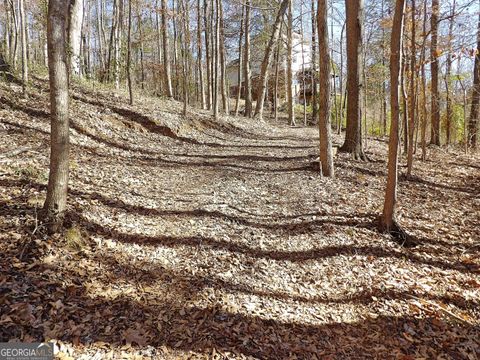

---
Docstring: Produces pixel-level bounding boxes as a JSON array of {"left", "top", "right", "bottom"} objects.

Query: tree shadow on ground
[
  {"left": 1, "top": 177, "right": 478, "bottom": 275},
  {"left": 1, "top": 238, "right": 478, "bottom": 358},
  {"left": 401, "top": 174, "right": 478, "bottom": 195}
]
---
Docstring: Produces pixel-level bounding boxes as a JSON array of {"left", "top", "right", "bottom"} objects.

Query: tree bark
[
  {"left": 311, "top": 0, "right": 318, "bottom": 125},
  {"left": 19, "top": 0, "right": 27, "bottom": 95},
  {"left": 339, "top": 0, "right": 366, "bottom": 160},
  {"left": 43, "top": 0, "right": 71, "bottom": 233},
  {"left": 204, "top": 0, "right": 212, "bottom": 109},
  {"left": 161, "top": 0, "right": 173, "bottom": 97},
  {"left": 380, "top": 0, "right": 406, "bottom": 233},
  {"left": 243, "top": 1, "right": 253, "bottom": 117},
  {"left": 219, "top": 0, "right": 228, "bottom": 114},
  {"left": 430, "top": 0, "right": 440, "bottom": 145},
  {"left": 69, "top": 0, "right": 84, "bottom": 77},
  {"left": 197, "top": 0, "right": 206, "bottom": 109},
  {"left": 317, "top": 0, "right": 334, "bottom": 177},
  {"left": 287, "top": 0, "right": 295, "bottom": 125},
  {"left": 235, "top": 7, "right": 244, "bottom": 116},
  {"left": 406, "top": 0, "right": 416, "bottom": 177},
  {"left": 126, "top": 0, "right": 133, "bottom": 105},
  {"left": 444, "top": 0, "right": 456, "bottom": 145}
]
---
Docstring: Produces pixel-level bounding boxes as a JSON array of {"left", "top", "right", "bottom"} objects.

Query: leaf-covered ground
[{"left": 1, "top": 78, "right": 479, "bottom": 359}]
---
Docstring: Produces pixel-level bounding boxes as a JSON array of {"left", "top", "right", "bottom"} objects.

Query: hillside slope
[{"left": 1, "top": 78, "right": 479, "bottom": 359}]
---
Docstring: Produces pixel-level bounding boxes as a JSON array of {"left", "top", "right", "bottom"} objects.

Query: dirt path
[{"left": 1, "top": 80, "right": 479, "bottom": 359}]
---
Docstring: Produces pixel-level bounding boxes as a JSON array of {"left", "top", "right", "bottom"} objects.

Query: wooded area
[{"left": 0, "top": 0, "right": 479, "bottom": 358}]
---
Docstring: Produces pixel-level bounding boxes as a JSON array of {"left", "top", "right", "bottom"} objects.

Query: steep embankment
[{"left": 1, "top": 78, "right": 479, "bottom": 359}]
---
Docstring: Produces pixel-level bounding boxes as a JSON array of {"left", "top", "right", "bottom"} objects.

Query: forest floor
[{"left": 0, "top": 77, "right": 479, "bottom": 359}]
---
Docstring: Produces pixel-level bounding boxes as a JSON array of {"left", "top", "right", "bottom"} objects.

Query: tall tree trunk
[
  {"left": 4, "top": 0, "right": 11, "bottom": 62},
  {"left": 430, "top": 0, "right": 440, "bottom": 145},
  {"left": 138, "top": 5, "right": 145, "bottom": 90},
  {"left": 219, "top": 0, "right": 228, "bottom": 114},
  {"left": 155, "top": 0, "right": 163, "bottom": 94},
  {"left": 380, "top": 0, "right": 406, "bottom": 234},
  {"left": 338, "top": 22, "right": 345, "bottom": 134},
  {"left": 95, "top": 0, "right": 105, "bottom": 75},
  {"left": 181, "top": 0, "right": 191, "bottom": 115},
  {"left": 469, "top": 10, "right": 480, "bottom": 149},
  {"left": 381, "top": 0, "right": 387, "bottom": 136},
  {"left": 243, "top": 1, "right": 253, "bottom": 117},
  {"left": 300, "top": 5, "right": 307, "bottom": 126},
  {"left": 69, "top": 0, "right": 84, "bottom": 77},
  {"left": 126, "top": 0, "right": 133, "bottom": 105},
  {"left": 273, "top": 21, "right": 283, "bottom": 122},
  {"left": 204, "top": 0, "right": 211, "bottom": 109},
  {"left": 213, "top": 0, "right": 219, "bottom": 119},
  {"left": 19, "top": 0, "right": 27, "bottom": 95},
  {"left": 311, "top": 0, "right": 318, "bottom": 125},
  {"left": 197, "top": 0, "right": 206, "bottom": 109},
  {"left": 43, "top": 0, "right": 71, "bottom": 233},
  {"left": 444, "top": 0, "right": 456, "bottom": 145},
  {"left": 317, "top": 0, "right": 334, "bottom": 177},
  {"left": 339, "top": 0, "right": 366, "bottom": 160},
  {"left": 406, "top": 0, "right": 416, "bottom": 177},
  {"left": 235, "top": 7, "right": 244, "bottom": 116},
  {"left": 420, "top": 0, "right": 427, "bottom": 160},
  {"left": 161, "top": 0, "right": 173, "bottom": 97},
  {"left": 287, "top": 0, "right": 295, "bottom": 125}
]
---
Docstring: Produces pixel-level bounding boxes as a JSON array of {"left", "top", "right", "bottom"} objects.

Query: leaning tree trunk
[
  {"left": 380, "top": 0, "right": 406, "bottom": 234},
  {"left": 317, "top": 0, "right": 334, "bottom": 177},
  {"left": 430, "top": 0, "right": 440, "bottom": 145},
  {"left": 339, "top": 0, "right": 366, "bottom": 160},
  {"left": 43, "top": 0, "right": 71, "bottom": 233},
  {"left": 254, "top": 0, "right": 289, "bottom": 121}
]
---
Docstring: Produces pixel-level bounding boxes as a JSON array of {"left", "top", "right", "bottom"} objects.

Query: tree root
[{"left": 378, "top": 216, "right": 418, "bottom": 248}]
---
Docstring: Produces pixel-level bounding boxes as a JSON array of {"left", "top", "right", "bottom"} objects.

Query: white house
[{"left": 226, "top": 32, "right": 313, "bottom": 103}]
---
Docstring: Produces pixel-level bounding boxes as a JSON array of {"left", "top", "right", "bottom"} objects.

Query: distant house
[{"left": 226, "top": 32, "right": 314, "bottom": 105}]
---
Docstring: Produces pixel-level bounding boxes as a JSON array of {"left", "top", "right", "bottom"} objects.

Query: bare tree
[
  {"left": 254, "top": 0, "right": 289, "bottom": 121},
  {"left": 380, "top": 0, "right": 407, "bottom": 236},
  {"left": 43, "top": 0, "right": 71, "bottom": 233},
  {"left": 126, "top": 0, "right": 133, "bottom": 105},
  {"left": 340, "top": 0, "right": 366, "bottom": 160},
  {"left": 406, "top": 0, "right": 416, "bottom": 177},
  {"left": 69, "top": 0, "right": 84, "bottom": 77},
  {"left": 19, "top": 0, "right": 27, "bottom": 95},
  {"left": 243, "top": 1, "right": 253, "bottom": 118},
  {"left": 287, "top": 0, "right": 295, "bottom": 125},
  {"left": 161, "top": 0, "right": 173, "bottom": 97},
  {"left": 430, "top": 0, "right": 440, "bottom": 145},
  {"left": 235, "top": 6, "right": 244, "bottom": 116},
  {"left": 317, "top": 0, "right": 334, "bottom": 177}
]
